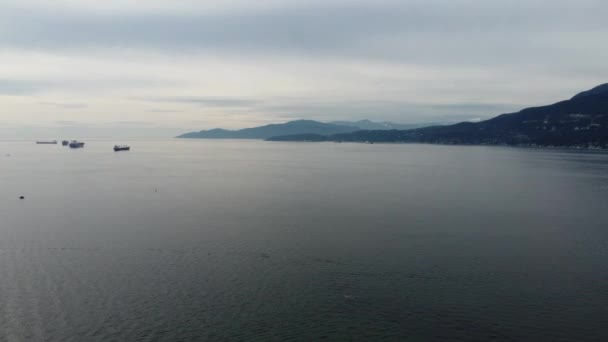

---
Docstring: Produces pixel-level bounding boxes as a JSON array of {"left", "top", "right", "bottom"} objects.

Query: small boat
[
  {"left": 36, "top": 140, "right": 57, "bottom": 144},
  {"left": 114, "top": 145, "right": 130, "bottom": 152},
  {"left": 69, "top": 141, "right": 85, "bottom": 148},
  {"left": 62, "top": 140, "right": 69, "bottom": 146}
]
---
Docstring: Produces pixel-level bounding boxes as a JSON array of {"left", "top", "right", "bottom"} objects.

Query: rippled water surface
[{"left": 1, "top": 140, "right": 608, "bottom": 341}]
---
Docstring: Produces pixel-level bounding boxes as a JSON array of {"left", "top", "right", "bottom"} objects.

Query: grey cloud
[
  {"left": 54, "top": 120, "right": 159, "bottom": 127},
  {"left": 146, "top": 109, "right": 185, "bottom": 113},
  {"left": 53, "top": 120, "right": 80, "bottom": 126},
  {"left": 0, "top": 79, "right": 46, "bottom": 95},
  {"left": 2, "top": 1, "right": 607, "bottom": 68},
  {"left": 1, "top": 78, "right": 176, "bottom": 96},
  {"left": 40, "top": 101, "right": 88, "bottom": 109},
  {"left": 108, "top": 120, "right": 156, "bottom": 126},
  {"left": 140, "top": 96, "right": 260, "bottom": 108}
]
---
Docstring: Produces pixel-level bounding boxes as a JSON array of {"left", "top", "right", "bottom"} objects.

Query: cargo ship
[
  {"left": 36, "top": 140, "right": 58, "bottom": 144},
  {"left": 69, "top": 141, "right": 85, "bottom": 148},
  {"left": 114, "top": 145, "right": 130, "bottom": 151}
]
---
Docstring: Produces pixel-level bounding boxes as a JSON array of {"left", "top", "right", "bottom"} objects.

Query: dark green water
[{"left": 1, "top": 140, "right": 607, "bottom": 341}]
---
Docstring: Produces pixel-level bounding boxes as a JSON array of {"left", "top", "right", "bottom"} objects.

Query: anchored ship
[
  {"left": 114, "top": 145, "right": 130, "bottom": 151},
  {"left": 69, "top": 141, "right": 85, "bottom": 148}
]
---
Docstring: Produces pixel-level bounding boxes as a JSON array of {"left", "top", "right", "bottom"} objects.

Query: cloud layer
[{"left": 1, "top": 0, "right": 607, "bottom": 137}]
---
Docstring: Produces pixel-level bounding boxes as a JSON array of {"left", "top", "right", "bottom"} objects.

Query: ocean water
[{"left": 1, "top": 139, "right": 607, "bottom": 341}]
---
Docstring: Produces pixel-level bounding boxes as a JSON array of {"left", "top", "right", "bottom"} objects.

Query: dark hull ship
[
  {"left": 69, "top": 141, "right": 85, "bottom": 148},
  {"left": 114, "top": 145, "right": 130, "bottom": 151}
]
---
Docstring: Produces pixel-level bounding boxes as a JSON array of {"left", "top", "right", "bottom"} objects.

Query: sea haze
[{"left": 1, "top": 140, "right": 608, "bottom": 341}]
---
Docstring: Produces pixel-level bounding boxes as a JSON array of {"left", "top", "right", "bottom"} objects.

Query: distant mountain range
[
  {"left": 267, "top": 84, "right": 608, "bottom": 149},
  {"left": 329, "top": 120, "right": 441, "bottom": 131},
  {"left": 176, "top": 120, "right": 440, "bottom": 139}
]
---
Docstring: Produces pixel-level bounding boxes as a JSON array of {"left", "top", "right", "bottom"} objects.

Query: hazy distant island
[
  {"left": 267, "top": 84, "right": 608, "bottom": 149},
  {"left": 176, "top": 120, "right": 441, "bottom": 140}
]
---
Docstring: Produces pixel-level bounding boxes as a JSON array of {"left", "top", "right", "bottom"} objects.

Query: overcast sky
[{"left": 1, "top": 0, "right": 607, "bottom": 138}]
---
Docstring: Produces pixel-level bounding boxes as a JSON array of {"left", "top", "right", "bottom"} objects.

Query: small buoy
[{"left": 19, "top": 196, "right": 25, "bottom": 200}]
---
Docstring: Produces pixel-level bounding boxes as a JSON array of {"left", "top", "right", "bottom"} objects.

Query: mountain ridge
[
  {"left": 571, "top": 83, "right": 608, "bottom": 100},
  {"left": 176, "top": 119, "right": 438, "bottom": 139},
  {"left": 267, "top": 84, "right": 608, "bottom": 149},
  {"left": 328, "top": 120, "right": 441, "bottom": 130}
]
